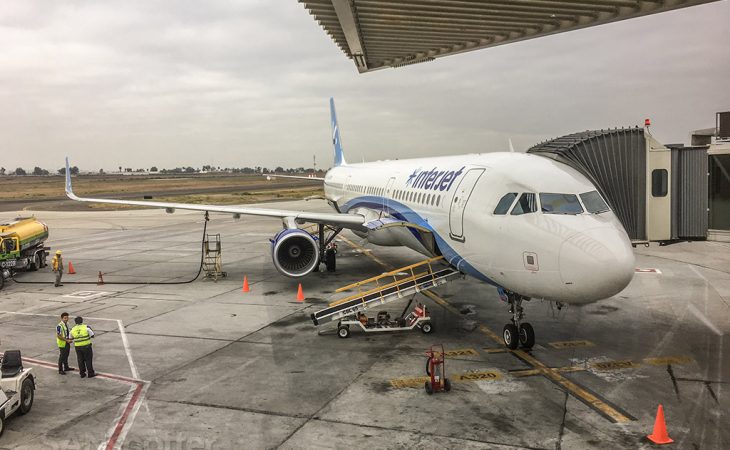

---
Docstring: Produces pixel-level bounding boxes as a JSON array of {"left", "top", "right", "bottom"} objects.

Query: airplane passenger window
[
  {"left": 511, "top": 193, "right": 537, "bottom": 215},
  {"left": 539, "top": 193, "right": 583, "bottom": 215},
  {"left": 494, "top": 193, "right": 518, "bottom": 215},
  {"left": 436, "top": 195, "right": 440, "bottom": 207},
  {"left": 580, "top": 191, "right": 610, "bottom": 214},
  {"left": 426, "top": 194, "right": 431, "bottom": 205}
]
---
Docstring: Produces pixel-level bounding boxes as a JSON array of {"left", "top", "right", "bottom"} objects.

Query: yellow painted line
[
  {"left": 389, "top": 376, "right": 429, "bottom": 389},
  {"left": 511, "top": 368, "right": 543, "bottom": 377},
  {"left": 455, "top": 370, "right": 503, "bottom": 382},
  {"left": 549, "top": 340, "right": 595, "bottom": 349},
  {"left": 390, "top": 370, "right": 503, "bottom": 389},
  {"left": 341, "top": 238, "right": 633, "bottom": 423},
  {"left": 484, "top": 348, "right": 509, "bottom": 354},
  {"left": 444, "top": 348, "right": 479, "bottom": 357},
  {"left": 338, "top": 235, "right": 394, "bottom": 270},
  {"left": 590, "top": 360, "right": 640, "bottom": 371},
  {"left": 643, "top": 355, "right": 693, "bottom": 366}
]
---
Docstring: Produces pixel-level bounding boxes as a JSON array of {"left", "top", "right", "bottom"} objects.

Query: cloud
[{"left": 0, "top": 1, "right": 728, "bottom": 171}]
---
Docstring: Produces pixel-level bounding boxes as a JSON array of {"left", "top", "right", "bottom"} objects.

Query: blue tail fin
[{"left": 330, "top": 97, "right": 346, "bottom": 166}]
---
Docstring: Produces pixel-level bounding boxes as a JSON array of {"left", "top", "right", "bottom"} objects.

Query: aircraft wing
[
  {"left": 265, "top": 174, "right": 325, "bottom": 181},
  {"left": 64, "top": 158, "right": 364, "bottom": 229}
]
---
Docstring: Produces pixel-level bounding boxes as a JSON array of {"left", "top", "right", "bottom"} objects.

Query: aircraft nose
[{"left": 559, "top": 227, "right": 635, "bottom": 303}]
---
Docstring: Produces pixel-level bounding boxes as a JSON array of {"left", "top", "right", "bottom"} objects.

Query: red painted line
[
  {"left": 105, "top": 382, "right": 144, "bottom": 450},
  {"left": 23, "top": 356, "right": 148, "bottom": 449},
  {"left": 23, "top": 357, "right": 144, "bottom": 384}
]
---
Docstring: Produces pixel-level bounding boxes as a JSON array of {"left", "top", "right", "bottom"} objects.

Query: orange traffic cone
[
  {"left": 296, "top": 283, "right": 305, "bottom": 302},
  {"left": 647, "top": 404, "right": 673, "bottom": 445},
  {"left": 67, "top": 262, "right": 76, "bottom": 274},
  {"left": 242, "top": 276, "right": 250, "bottom": 293}
]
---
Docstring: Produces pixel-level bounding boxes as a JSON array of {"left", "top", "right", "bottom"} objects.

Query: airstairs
[{"left": 310, "top": 256, "right": 461, "bottom": 326}]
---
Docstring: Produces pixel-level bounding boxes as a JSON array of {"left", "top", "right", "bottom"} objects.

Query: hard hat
[{"left": 55, "top": 250, "right": 62, "bottom": 255}]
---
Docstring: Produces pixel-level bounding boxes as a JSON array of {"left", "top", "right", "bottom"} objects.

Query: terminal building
[{"left": 300, "top": 0, "right": 728, "bottom": 242}]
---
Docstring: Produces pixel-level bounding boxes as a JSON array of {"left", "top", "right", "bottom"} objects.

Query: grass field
[{"left": 1, "top": 173, "right": 324, "bottom": 209}]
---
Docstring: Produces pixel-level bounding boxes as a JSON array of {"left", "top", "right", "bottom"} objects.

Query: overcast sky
[{"left": 1, "top": 1, "right": 728, "bottom": 172}]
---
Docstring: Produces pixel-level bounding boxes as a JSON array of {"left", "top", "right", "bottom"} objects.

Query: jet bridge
[{"left": 528, "top": 127, "right": 707, "bottom": 243}]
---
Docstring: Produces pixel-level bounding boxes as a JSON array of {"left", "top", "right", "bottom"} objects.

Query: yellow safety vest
[
  {"left": 57, "top": 321, "right": 69, "bottom": 348},
  {"left": 71, "top": 324, "right": 92, "bottom": 347}
]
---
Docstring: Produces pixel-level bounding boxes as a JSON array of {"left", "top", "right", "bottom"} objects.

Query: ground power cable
[{"left": 11, "top": 212, "right": 209, "bottom": 286}]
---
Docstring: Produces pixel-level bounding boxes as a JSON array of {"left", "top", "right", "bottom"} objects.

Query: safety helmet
[{"left": 55, "top": 250, "right": 62, "bottom": 255}]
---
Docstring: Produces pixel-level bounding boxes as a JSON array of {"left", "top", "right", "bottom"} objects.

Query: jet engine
[{"left": 271, "top": 229, "right": 320, "bottom": 278}]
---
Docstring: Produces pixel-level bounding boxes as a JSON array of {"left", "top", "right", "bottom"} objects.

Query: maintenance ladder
[
  {"left": 310, "top": 256, "right": 460, "bottom": 326},
  {"left": 202, "top": 234, "right": 227, "bottom": 281}
]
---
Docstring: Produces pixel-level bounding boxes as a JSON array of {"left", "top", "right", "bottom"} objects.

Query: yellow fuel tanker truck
[{"left": 0, "top": 217, "right": 50, "bottom": 290}]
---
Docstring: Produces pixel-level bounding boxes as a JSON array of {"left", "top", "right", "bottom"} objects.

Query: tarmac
[{"left": 0, "top": 199, "right": 727, "bottom": 449}]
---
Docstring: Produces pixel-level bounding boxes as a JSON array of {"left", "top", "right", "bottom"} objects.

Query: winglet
[
  {"left": 508, "top": 138, "right": 516, "bottom": 153},
  {"left": 330, "top": 97, "right": 346, "bottom": 166},
  {"left": 64, "top": 157, "right": 78, "bottom": 200}
]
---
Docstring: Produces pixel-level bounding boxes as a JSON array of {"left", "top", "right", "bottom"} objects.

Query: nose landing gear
[{"left": 502, "top": 292, "right": 534, "bottom": 350}]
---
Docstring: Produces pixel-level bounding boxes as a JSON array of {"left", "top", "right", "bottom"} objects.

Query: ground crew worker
[
  {"left": 56, "top": 312, "right": 76, "bottom": 375},
  {"left": 71, "top": 316, "right": 96, "bottom": 378},
  {"left": 51, "top": 250, "right": 64, "bottom": 287}
]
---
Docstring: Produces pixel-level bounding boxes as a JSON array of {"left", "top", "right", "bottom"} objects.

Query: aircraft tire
[
  {"left": 519, "top": 323, "right": 535, "bottom": 349},
  {"left": 503, "top": 324, "right": 519, "bottom": 350},
  {"left": 424, "top": 381, "right": 433, "bottom": 395},
  {"left": 421, "top": 322, "right": 433, "bottom": 334},
  {"left": 444, "top": 378, "right": 451, "bottom": 392},
  {"left": 325, "top": 249, "right": 336, "bottom": 272}
]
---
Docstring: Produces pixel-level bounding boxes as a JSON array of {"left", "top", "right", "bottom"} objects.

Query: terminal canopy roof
[{"left": 300, "top": 0, "right": 718, "bottom": 73}]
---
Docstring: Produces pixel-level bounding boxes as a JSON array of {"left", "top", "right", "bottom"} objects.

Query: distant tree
[
  {"left": 70, "top": 166, "right": 79, "bottom": 175},
  {"left": 118, "top": 166, "right": 122, "bottom": 173},
  {"left": 33, "top": 166, "right": 49, "bottom": 176},
  {"left": 99, "top": 169, "right": 105, "bottom": 174},
  {"left": 58, "top": 167, "right": 66, "bottom": 175},
  {"left": 275, "top": 166, "right": 284, "bottom": 173},
  {"left": 0, "top": 167, "right": 5, "bottom": 175},
  {"left": 150, "top": 166, "right": 158, "bottom": 172},
  {"left": 184, "top": 167, "right": 196, "bottom": 173},
  {"left": 14, "top": 167, "right": 27, "bottom": 176},
  {"left": 125, "top": 168, "right": 132, "bottom": 173}
]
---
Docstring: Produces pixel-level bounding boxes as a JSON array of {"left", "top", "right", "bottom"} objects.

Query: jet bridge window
[
  {"left": 493, "top": 193, "right": 518, "bottom": 215},
  {"left": 511, "top": 193, "right": 537, "bottom": 215},
  {"left": 539, "top": 193, "right": 583, "bottom": 215},
  {"left": 652, "top": 169, "right": 668, "bottom": 197},
  {"left": 580, "top": 191, "right": 610, "bottom": 214}
]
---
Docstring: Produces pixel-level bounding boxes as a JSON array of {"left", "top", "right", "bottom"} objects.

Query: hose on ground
[{"left": 10, "top": 212, "right": 209, "bottom": 286}]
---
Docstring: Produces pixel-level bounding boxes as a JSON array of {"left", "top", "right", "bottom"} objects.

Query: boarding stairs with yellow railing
[{"left": 310, "top": 256, "right": 461, "bottom": 326}]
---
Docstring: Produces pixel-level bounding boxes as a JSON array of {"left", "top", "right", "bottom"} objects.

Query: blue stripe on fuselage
[{"left": 340, "top": 196, "right": 497, "bottom": 286}]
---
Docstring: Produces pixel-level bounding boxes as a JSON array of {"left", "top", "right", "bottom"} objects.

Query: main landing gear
[{"left": 502, "top": 292, "right": 535, "bottom": 350}]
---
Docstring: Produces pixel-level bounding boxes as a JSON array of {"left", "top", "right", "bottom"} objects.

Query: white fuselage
[{"left": 323, "top": 152, "right": 635, "bottom": 304}]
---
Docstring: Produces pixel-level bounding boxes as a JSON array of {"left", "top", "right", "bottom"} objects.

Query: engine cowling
[{"left": 271, "top": 229, "right": 320, "bottom": 278}]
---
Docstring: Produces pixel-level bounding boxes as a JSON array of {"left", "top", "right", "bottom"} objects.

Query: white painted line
[
  {"left": 117, "top": 319, "right": 139, "bottom": 380},
  {"left": 635, "top": 268, "right": 662, "bottom": 274},
  {"left": 63, "top": 291, "right": 111, "bottom": 299},
  {"left": 687, "top": 304, "right": 723, "bottom": 336}
]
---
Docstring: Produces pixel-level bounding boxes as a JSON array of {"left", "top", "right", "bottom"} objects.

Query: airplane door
[
  {"left": 384, "top": 177, "right": 396, "bottom": 211},
  {"left": 449, "top": 169, "right": 485, "bottom": 241}
]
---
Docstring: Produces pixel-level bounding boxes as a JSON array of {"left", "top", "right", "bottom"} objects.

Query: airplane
[{"left": 64, "top": 98, "right": 635, "bottom": 349}]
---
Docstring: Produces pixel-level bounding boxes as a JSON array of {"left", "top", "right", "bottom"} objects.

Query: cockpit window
[
  {"left": 540, "top": 193, "right": 583, "bottom": 215},
  {"left": 580, "top": 191, "right": 610, "bottom": 214},
  {"left": 493, "top": 193, "right": 517, "bottom": 215},
  {"left": 511, "top": 193, "right": 537, "bottom": 215}
]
